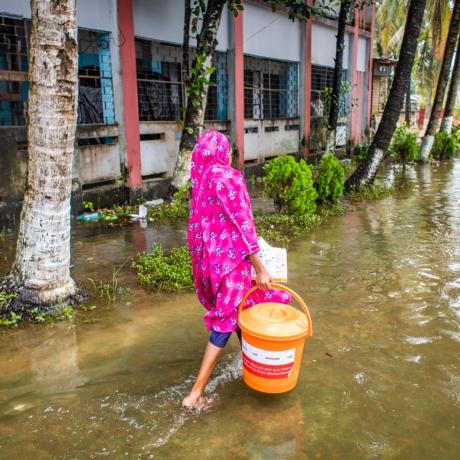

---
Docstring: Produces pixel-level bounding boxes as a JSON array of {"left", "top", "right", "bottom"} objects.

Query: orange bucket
[{"left": 238, "top": 283, "right": 313, "bottom": 394}]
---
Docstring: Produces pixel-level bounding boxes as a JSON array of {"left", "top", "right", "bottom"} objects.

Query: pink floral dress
[{"left": 188, "top": 130, "right": 290, "bottom": 333}]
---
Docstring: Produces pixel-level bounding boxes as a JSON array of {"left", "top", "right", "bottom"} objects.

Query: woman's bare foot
[{"left": 182, "top": 341, "right": 223, "bottom": 409}]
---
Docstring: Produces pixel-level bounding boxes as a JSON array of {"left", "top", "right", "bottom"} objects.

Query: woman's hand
[
  {"left": 255, "top": 270, "right": 273, "bottom": 290},
  {"left": 248, "top": 253, "right": 273, "bottom": 289}
]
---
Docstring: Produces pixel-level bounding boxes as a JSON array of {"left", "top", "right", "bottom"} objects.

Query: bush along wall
[
  {"left": 263, "top": 155, "right": 317, "bottom": 215},
  {"left": 314, "top": 154, "right": 345, "bottom": 204}
]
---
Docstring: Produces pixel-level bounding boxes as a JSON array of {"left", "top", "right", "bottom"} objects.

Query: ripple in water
[{"left": 101, "top": 353, "right": 242, "bottom": 449}]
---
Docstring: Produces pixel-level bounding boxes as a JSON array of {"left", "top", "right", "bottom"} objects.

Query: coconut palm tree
[
  {"left": 345, "top": 0, "right": 427, "bottom": 189},
  {"left": 420, "top": 0, "right": 460, "bottom": 161},
  {"left": 440, "top": 35, "right": 460, "bottom": 133},
  {"left": 376, "top": 0, "right": 450, "bottom": 128},
  {"left": 0, "top": 0, "right": 79, "bottom": 308}
]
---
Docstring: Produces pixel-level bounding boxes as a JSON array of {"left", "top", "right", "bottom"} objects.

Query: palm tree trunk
[
  {"left": 423, "top": 87, "right": 432, "bottom": 130},
  {"left": 171, "top": 0, "right": 226, "bottom": 190},
  {"left": 345, "top": 0, "right": 427, "bottom": 190},
  {"left": 405, "top": 77, "right": 411, "bottom": 126},
  {"left": 0, "top": 0, "right": 79, "bottom": 307},
  {"left": 441, "top": 36, "right": 460, "bottom": 133},
  {"left": 182, "top": 0, "right": 192, "bottom": 85},
  {"left": 325, "top": 0, "right": 352, "bottom": 153},
  {"left": 420, "top": 0, "right": 460, "bottom": 160}
]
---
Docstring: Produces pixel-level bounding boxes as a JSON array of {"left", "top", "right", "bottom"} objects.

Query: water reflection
[{"left": 29, "top": 324, "right": 87, "bottom": 394}]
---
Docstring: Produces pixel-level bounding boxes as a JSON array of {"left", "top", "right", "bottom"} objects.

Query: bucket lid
[{"left": 239, "top": 302, "right": 310, "bottom": 340}]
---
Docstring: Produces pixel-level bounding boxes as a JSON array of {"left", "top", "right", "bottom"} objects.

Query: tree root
[{"left": 0, "top": 274, "right": 88, "bottom": 322}]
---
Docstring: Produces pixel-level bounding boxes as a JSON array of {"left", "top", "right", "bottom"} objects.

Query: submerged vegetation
[
  {"left": 134, "top": 245, "right": 193, "bottom": 291},
  {"left": 254, "top": 213, "right": 322, "bottom": 247},
  {"left": 88, "top": 260, "right": 132, "bottom": 303},
  {"left": 346, "top": 184, "right": 395, "bottom": 202}
]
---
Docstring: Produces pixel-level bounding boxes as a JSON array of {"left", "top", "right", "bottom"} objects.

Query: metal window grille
[
  {"left": 311, "top": 64, "right": 349, "bottom": 119},
  {"left": 244, "top": 56, "right": 298, "bottom": 120},
  {"left": 0, "top": 20, "right": 114, "bottom": 126},
  {"left": 78, "top": 30, "right": 114, "bottom": 125},
  {"left": 135, "top": 39, "right": 228, "bottom": 122},
  {"left": 0, "top": 16, "right": 29, "bottom": 126},
  {"left": 204, "top": 52, "right": 228, "bottom": 121},
  {"left": 136, "top": 39, "right": 184, "bottom": 122}
]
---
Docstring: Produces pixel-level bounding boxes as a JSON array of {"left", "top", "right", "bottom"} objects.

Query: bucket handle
[{"left": 238, "top": 283, "right": 313, "bottom": 336}]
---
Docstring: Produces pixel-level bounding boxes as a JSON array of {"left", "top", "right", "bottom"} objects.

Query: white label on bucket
[{"left": 242, "top": 339, "right": 296, "bottom": 379}]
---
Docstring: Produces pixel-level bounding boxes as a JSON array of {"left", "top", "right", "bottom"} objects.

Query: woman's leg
[{"left": 182, "top": 331, "right": 232, "bottom": 408}]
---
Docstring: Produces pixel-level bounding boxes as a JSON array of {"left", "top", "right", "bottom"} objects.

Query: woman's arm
[{"left": 248, "top": 253, "right": 273, "bottom": 290}]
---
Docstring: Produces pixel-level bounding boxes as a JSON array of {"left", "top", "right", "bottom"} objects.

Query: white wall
[
  {"left": 243, "top": 2, "right": 301, "bottom": 62},
  {"left": 0, "top": 0, "right": 115, "bottom": 31},
  {"left": 311, "top": 23, "right": 350, "bottom": 69},
  {"left": 78, "top": 0, "right": 115, "bottom": 32},
  {"left": 133, "top": 0, "right": 229, "bottom": 51},
  {"left": 357, "top": 36, "right": 368, "bottom": 72}
]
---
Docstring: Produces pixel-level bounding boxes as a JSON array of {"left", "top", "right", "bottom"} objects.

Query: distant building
[{"left": 0, "top": 0, "right": 374, "bottom": 224}]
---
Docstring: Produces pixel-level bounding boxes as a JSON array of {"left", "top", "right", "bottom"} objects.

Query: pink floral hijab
[{"left": 188, "top": 131, "right": 259, "bottom": 312}]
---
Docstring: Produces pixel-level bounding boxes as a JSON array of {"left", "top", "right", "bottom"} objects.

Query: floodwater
[{"left": 1, "top": 160, "right": 460, "bottom": 459}]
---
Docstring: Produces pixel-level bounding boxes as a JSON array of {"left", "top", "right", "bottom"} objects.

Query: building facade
[{"left": 0, "top": 0, "right": 374, "bottom": 224}]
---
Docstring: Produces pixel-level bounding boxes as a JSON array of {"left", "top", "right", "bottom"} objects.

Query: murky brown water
[{"left": 1, "top": 161, "right": 459, "bottom": 459}]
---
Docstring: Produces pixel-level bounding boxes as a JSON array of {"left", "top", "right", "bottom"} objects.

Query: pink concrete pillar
[
  {"left": 350, "top": 2, "right": 360, "bottom": 143},
  {"left": 233, "top": 10, "right": 245, "bottom": 167},
  {"left": 117, "top": 0, "right": 143, "bottom": 187}
]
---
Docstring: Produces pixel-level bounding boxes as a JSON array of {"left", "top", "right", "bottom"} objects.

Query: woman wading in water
[{"left": 183, "top": 130, "right": 289, "bottom": 408}]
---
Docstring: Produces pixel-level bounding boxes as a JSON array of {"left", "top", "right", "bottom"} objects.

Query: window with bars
[
  {"left": 204, "top": 51, "right": 228, "bottom": 121},
  {"left": 0, "top": 16, "right": 29, "bottom": 126},
  {"left": 135, "top": 39, "right": 228, "bottom": 122},
  {"left": 78, "top": 30, "right": 115, "bottom": 125},
  {"left": 0, "top": 17, "right": 115, "bottom": 126},
  {"left": 244, "top": 56, "right": 299, "bottom": 120},
  {"left": 136, "top": 39, "right": 183, "bottom": 122},
  {"left": 311, "top": 64, "right": 349, "bottom": 118}
]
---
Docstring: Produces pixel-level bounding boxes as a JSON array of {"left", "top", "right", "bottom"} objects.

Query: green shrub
[
  {"left": 431, "top": 131, "right": 457, "bottom": 160},
  {"left": 263, "top": 156, "right": 317, "bottom": 215},
  {"left": 452, "top": 124, "right": 460, "bottom": 143},
  {"left": 133, "top": 245, "right": 193, "bottom": 291},
  {"left": 388, "top": 124, "right": 419, "bottom": 163},
  {"left": 315, "top": 154, "right": 345, "bottom": 204},
  {"left": 353, "top": 143, "right": 369, "bottom": 164}
]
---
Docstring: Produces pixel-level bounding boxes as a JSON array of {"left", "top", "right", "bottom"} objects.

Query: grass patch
[
  {"left": 88, "top": 260, "right": 132, "bottom": 303},
  {"left": 346, "top": 185, "right": 394, "bottom": 202},
  {"left": 133, "top": 245, "right": 193, "bottom": 291}
]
